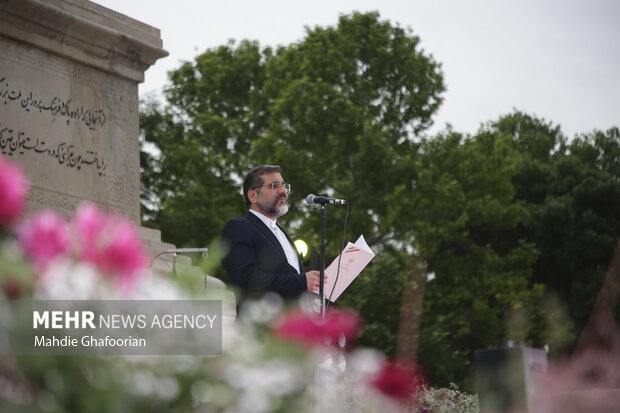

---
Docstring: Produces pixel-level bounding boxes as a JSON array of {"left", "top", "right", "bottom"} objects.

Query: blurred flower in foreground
[
  {"left": 99, "top": 218, "right": 148, "bottom": 290},
  {"left": 371, "top": 358, "right": 424, "bottom": 403},
  {"left": 272, "top": 308, "right": 362, "bottom": 349},
  {"left": 542, "top": 316, "right": 620, "bottom": 412},
  {"left": 415, "top": 383, "right": 479, "bottom": 413},
  {"left": 17, "top": 210, "right": 70, "bottom": 270},
  {"left": 318, "top": 348, "right": 429, "bottom": 412},
  {"left": 14, "top": 201, "right": 147, "bottom": 294},
  {"left": 2, "top": 276, "right": 22, "bottom": 299},
  {"left": 71, "top": 200, "right": 106, "bottom": 255},
  {"left": 0, "top": 154, "right": 29, "bottom": 227},
  {"left": 71, "top": 202, "right": 147, "bottom": 291}
]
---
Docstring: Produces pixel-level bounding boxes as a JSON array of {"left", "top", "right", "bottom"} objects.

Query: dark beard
[{"left": 258, "top": 194, "right": 288, "bottom": 218}]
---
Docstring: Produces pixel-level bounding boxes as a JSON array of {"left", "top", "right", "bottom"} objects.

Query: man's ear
[{"left": 248, "top": 189, "right": 258, "bottom": 204}]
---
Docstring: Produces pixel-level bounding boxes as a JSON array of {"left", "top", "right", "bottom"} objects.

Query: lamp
[
  {"left": 292, "top": 236, "right": 319, "bottom": 271},
  {"left": 293, "top": 237, "right": 310, "bottom": 260}
]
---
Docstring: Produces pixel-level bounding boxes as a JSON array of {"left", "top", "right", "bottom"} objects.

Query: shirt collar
[{"left": 249, "top": 209, "right": 277, "bottom": 230}]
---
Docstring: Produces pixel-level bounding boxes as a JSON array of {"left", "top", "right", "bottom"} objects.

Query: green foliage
[
  {"left": 508, "top": 122, "right": 620, "bottom": 351},
  {"left": 338, "top": 248, "right": 409, "bottom": 354},
  {"left": 404, "top": 128, "right": 543, "bottom": 389},
  {"left": 415, "top": 118, "right": 620, "bottom": 389},
  {"left": 140, "top": 8, "right": 620, "bottom": 391},
  {"left": 140, "top": 11, "right": 444, "bottom": 253}
]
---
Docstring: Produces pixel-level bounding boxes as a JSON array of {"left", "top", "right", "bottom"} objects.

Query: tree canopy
[{"left": 140, "top": 11, "right": 620, "bottom": 390}]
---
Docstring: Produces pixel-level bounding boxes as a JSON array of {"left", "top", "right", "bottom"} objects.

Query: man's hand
[{"left": 305, "top": 270, "right": 327, "bottom": 292}]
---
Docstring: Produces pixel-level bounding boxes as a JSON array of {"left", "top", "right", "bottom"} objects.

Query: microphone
[{"left": 305, "top": 194, "right": 348, "bottom": 205}]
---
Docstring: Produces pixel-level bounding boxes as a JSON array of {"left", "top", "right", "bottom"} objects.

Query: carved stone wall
[{"left": 0, "top": 0, "right": 168, "bottom": 222}]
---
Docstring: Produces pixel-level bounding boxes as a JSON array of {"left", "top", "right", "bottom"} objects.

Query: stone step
[{"left": 138, "top": 226, "right": 163, "bottom": 243}]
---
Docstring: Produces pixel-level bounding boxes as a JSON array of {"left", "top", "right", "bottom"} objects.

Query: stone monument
[
  {"left": 0, "top": 0, "right": 166, "bottom": 222},
  {"left": 0, "top": 0, "right": 236, "bottom": 320}
]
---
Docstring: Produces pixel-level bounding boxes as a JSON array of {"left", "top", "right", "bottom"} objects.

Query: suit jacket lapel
[
  {"left": 246, "top": 212, "right": 303, "bottom": 274},
  {"left": 278, "top": 223, "right": 305, "bottom": 275},
  {"left": 245, "top": 212, "right": 288, "bottom": 259}
]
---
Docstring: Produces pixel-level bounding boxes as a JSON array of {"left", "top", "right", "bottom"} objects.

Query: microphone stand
[
  {"left": 318, "top": 204, "right": 327, "bottom": 319},
  {"left": 315, "top": 205, "right": 327, "bottom": 413}
]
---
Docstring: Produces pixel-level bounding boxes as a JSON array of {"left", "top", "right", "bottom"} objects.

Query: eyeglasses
[{"left": 253, "top": 181, "right": 291, "bottom": 192}]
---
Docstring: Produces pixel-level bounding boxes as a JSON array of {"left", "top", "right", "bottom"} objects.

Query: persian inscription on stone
[
  {"left": 0, "top": 72, "right": 109, "bottom": 176},
  {"left": 0, "top": 76, "right": 107, "bottom": 130},
  {"left": 0, "top": 122, "right": 107, "bottom": 175}
]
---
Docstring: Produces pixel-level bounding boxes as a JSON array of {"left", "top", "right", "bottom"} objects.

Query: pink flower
[
  {"left": 93, "top": 216, "right": 147, "bottom": 291},
  {"left": 71, "top": 202, "right": 147, "bottom": 290},
  {"left": 0, "top": 155, "right": 29, "bottom": 227},
  {"left": 272, "top": 308, "right": 362, "bottom": 349},
  {"left": 71, "top": 201, "right": 107, "bottom": 263},
  {"left": 371, "top": 359, "right": 424, "bottom": 402},
  {"left": 17, "top": 210, "right": 70, "bottom": 270}
]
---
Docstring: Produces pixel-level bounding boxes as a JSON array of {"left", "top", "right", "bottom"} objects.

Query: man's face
[{"left": 253, "top": 172, "right": 289, "bottom": 219}]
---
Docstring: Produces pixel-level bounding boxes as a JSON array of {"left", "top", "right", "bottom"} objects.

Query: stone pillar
[
  {"left": 1, "top": 0, "right": 237, "bottom": 320},
  {"left": 0, "top": 0, "right": 168, "bottom": 223}
]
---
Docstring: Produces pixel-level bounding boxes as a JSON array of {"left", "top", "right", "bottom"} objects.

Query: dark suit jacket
[{"left": 221, "top": 211, "right": 307, "bottom": 300}]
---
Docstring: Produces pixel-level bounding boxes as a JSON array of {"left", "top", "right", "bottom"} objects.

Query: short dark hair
[{"left": 243, "top": 165, "right": 281, "bottom": 207}]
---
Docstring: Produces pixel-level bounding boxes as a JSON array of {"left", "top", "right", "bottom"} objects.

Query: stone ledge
[
  {"left": 0, "top": 0, "right": 168, "bottom": 82},
  {"left": 139, "top": 226, "right": 163, "bottom": 243}
]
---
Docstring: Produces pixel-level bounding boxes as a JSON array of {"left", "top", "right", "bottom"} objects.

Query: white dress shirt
[{"left": 249, "top": 209, "right": 301, "bottom": 274}]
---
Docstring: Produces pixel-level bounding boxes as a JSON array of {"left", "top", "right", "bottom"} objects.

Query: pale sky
[{"left": 93, "top": 0, "right": 619, "bottom": 138}]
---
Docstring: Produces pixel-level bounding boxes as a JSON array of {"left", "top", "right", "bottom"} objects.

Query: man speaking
[{"left": 220, "top": 165, "right": 322, "bottom": 303}]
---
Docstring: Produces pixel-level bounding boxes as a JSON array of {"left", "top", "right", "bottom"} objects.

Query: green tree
[
  {"left": 415, "top": 113, "right": 620, "bottom": 389},
  {"left": 140, "top": 12, "right": 445, "bottom": 308},
  {"left": 141, "top": 12, "right": 444, "bottom": 250},
  {"left": 398, "top": 126, "right": 544, "bottom": 389},
  {"left": 248, "top": 13, "right": 445, "bottom": 361},
  {"left": 502, "top": 117, "right": 620, "bottom": 353},
  {"left": 140, "top": 39, "right": 270, "bottom": 253},
  {"left": 140, "top": 7, "right": 620, "bottom": 390}
]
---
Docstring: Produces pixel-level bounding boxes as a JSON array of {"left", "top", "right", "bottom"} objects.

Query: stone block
[{"left": 0, "top": 0, "right": 167, "bottom": 222}]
